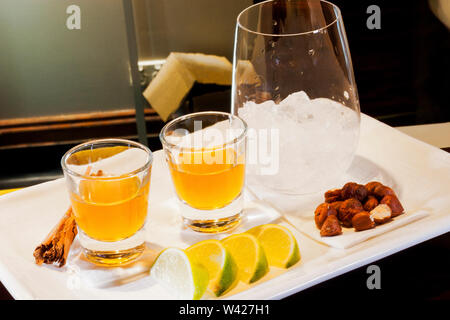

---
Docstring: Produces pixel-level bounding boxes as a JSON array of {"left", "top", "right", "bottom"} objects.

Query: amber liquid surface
[
  {"left": 70, "top": 177, "right": 149, "bottom": 241},
  {"left": 168, "top": 148, "right": 245, "bottom": 210}
]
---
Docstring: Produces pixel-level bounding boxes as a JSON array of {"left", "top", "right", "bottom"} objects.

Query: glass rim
[
  {"left": 237, "top": 0, "right": 341, "bottom": 37},
  {"left": 159, "top": 111, "right": 248, "bottom": 151},
  {"left": 61, "top": 138, "right": 153, "bottom": 180}
]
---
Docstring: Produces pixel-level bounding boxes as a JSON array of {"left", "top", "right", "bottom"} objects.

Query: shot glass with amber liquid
[
  {"left": 160, "top": 112, "right": 247, "bottom": 233},
  {"left": 61, "top": 139, "right": 152, "bottom": 266}
]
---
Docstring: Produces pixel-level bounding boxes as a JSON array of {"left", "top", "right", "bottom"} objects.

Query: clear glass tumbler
[
  {"left": 160, "top": 111, "right": 247, "bottom": 233},
  {"left": 232, "top": 0, "right": 361, "bottom": 194},
  {"left": 61, "top": 139, "right": 152, "bottom": 266}
]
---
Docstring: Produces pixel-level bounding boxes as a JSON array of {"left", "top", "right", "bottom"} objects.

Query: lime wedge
[
  {"left": 250, "top": 224, "right": 301, "bottom": 268},
  {"left": 150, "top": 247, "right": 209, "bottom": 300},
  {"left": 187, "top": 239, "right": 237, "bottom": 297},
  {"left": 222, "top": 233, "right": 269, "bottom": 283}
]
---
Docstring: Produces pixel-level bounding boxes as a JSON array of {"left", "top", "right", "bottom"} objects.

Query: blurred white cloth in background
[{"left": 143, "top": 53, "right": 232, "bottom": 121}]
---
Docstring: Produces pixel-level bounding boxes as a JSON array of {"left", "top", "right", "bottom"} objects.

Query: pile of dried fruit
[{"left": 315, "top": 181, "right": 404, "bottom": 237}]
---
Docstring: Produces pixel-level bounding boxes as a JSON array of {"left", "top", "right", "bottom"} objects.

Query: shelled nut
[
  {"left": 380, "top": 195, "right": 404, "bottom": 217},
  {"left": 338, "top": 198, "right": 364, "bottom": 228},
  {"left": 373, "top": 185, "right": 396, "bottom": 200},
  {"left": 365, "top": 181, "right": 383, "bottom": 194},
  {"left": 352, "top": 212, "right": 375, "bottom": 231},
  {"left": 320, "top": 215, "right": 342, "bottom": 237},
  {"left": 363, "top": 195, "right": 379, "bottom": 212},
  {"left": 314, "top": 203, "right": 338, "bottom": 229},
  {"left": 341, "top": 182, "right": 368, "bottom": 202},
  {"left": 370, "top": 204, "right": 392, "bottom": 224},
  {"left": 324, "top": 189, "right": 342, "bottom": 203},
  {"left": 329, "top": 201, "right": 343, "bottom": 212}
]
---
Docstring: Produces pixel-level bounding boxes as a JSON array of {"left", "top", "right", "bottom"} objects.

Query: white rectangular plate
[{"left": 0, "top": 114, "right": 449, "bottom": 300}]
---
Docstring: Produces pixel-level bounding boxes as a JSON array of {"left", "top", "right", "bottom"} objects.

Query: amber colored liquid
[
  {"left": 70, "top": 177, "right": 149, "bottom": 241},
  {"left": 168, "top": 148, "right": 245, "bottom": 210}
]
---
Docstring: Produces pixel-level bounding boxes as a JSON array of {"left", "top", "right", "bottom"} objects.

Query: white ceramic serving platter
[{"left": 0, "top": 114, "right": 449, "bottom": 300}]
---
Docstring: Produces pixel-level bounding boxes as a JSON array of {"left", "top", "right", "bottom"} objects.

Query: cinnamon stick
[
  {"left": 33, "top": 168, "right": 103, "bottom": 267},
  {"left": 33, "top": 207, "right": 77, "bottom": 267}
]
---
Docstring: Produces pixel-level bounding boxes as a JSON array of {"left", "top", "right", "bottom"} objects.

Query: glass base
[
  {"left": 78, "top": 227, "right": 145, "bottom": 267},
  {"left": 180, "top": 194, "right": 243, "bottom": 233},
  {"left": 184, "top": 212, "right": 242, "bottom": 233},
  {"left": 83, "top": 244, "right": 145, "bottom": 266}
]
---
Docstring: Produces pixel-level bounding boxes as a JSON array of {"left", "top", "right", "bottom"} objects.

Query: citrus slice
[
  {"left": 222, "top": 233, "right": 268, "bottom": 283},
  {"left": 246, "top": 224, "right": 264, "bottom": 237},
  {"left": 250, "top": 224, "right": 301, "bottom": 268},
  {"left": 150, "top": 247, "right": 209, "bottom": 300},
  {"left": 187, "top": 239, "right": 237, "bottom": 297}
]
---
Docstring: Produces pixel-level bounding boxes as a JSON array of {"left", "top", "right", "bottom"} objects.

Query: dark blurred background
[{"left": 0, "top": 0, "right": 449, "bottom": 188}]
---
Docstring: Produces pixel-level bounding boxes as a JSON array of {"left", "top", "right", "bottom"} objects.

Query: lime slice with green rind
[
  {"left": 187, "top": 239, "right": 237, "bottom": 296},
  {"left": 151, "top": 247, "right": 209, "bottom": 300}
]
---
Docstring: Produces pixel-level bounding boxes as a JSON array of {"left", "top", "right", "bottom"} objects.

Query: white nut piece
[{"left": 370, "top": 204, "right": 392, "bottom": 224}]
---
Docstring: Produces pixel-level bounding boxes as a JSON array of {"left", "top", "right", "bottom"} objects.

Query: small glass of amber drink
[
  {"left": 160, "top": 112, "right": 247, "bottom": 233},
  {"left": 61, "top": 139, "right": 152, "bottom": 266}
]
